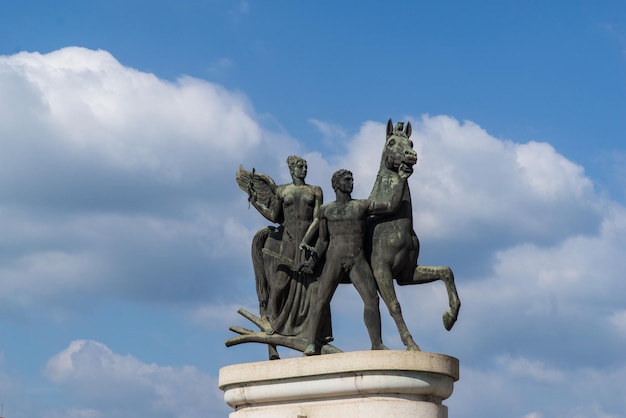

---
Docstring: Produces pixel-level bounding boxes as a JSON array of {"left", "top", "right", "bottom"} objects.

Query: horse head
[{"left": 382, "top": 118, "right": 417, "bottom": 177}]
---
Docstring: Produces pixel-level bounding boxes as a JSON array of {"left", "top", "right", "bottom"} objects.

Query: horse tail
[{"left": 252, "top": 226, "right": 272, "bottom": 314}]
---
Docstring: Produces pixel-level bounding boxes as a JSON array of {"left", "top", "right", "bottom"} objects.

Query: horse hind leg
[
  {"left": 375, "top": 268, "right": 420, "bottom": 351},
  {"left": 413, "top": 265, "right": 461, "bottom": 331}
]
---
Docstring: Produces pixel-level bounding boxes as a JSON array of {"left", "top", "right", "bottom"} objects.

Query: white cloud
[
  {"left": 0, "top": 47, "right": 295, "bottom": 315},
  {"left": 310, "top": 115, "right": 626, "bottom": 418},
  {"left": 516, "top": 141, "right": 591, "bottom": 200},
  {"left": 308, "top": 118, "right": 347, "bottom": 139},
  {"left": 2, "top": 46, "right": 626, "bottom": 418},
  {"left": 43, "top": 408, "right": 101, "bottom": 418},
  {"left": 0, "top": 250, "right": 108, "bottom": 311},
  {"left": 440, "top": 205, "right": 626, "bottom": 368},
  {"left": 44, "top": 340, "right": 225, "bottom": 418},
  {"left": 1, "top": 46, "right": 605, "bottom": 323},
  {"left": 308, "top": 118, "right": 349, "bottom": 152},
  {"left": 448, "top": 360, "right": 626, "bottom": 418},
  {"left": 609, "top": 310, "right": 626, "bottom": 338},
  {"left": 497, "top": 355, "right": 565, "bottom": 383},
  {"left": 0, "top": 48, "right": 261, "bottom": 179},
  {"left": 490, "top": 204, "right": 626, "bottom": 305},
  {"left": 336, "top": 115, "right": 600, "bottom": 246}
]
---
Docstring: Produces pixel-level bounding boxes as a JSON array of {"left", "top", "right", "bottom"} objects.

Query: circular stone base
[{"left": 219, "top": 350, "right": 459, "bottom": 418}]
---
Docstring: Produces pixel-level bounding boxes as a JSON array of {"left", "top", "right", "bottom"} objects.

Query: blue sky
[{"left": 0, "top": 1, "right": 625, "bottom": 417}]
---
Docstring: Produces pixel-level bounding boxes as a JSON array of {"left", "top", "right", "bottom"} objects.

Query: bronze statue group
[{"left": 233, "top": 120, "right": 460, "bottom": 358}]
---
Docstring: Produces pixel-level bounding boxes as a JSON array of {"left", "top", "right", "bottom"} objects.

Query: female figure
[{"left": 241, "top": 156, "right": 330, "bottom": 357}]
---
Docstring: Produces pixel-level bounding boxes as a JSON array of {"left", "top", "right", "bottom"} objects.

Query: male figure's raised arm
[{"left": 367, "top": 174, "right": 409, "bottom": 216}]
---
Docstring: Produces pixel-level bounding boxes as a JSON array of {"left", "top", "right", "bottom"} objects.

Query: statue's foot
[
  {"left": 407, "top": 342, "right": 421, "bottom": 351},
  {"left": 401, "top": 331, "right": 421, "bottom": 351},
  {"left": 303, "top": 343, "right": 318, "bottom": 356},
  {"left": 442, "top": 309, "right": 458, "bottom": 331},
  {"left": 372, "top": 343, "right": 390, "bottom": 351}
]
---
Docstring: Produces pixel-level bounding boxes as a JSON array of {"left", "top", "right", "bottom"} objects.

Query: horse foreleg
[
  {"left": 374, "top": 267, "right": 420, "bottom": 351},
  {"left": 413, "top": 266, "right": 461, "bottom": 331}
]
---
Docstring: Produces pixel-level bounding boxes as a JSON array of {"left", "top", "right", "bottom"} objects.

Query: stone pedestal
[{"left": 219, "top": 350, "right": 459, "bottom": 418}]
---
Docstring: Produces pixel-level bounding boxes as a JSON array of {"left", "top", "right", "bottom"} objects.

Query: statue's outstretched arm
[
  {"left": 236, "top": 166, "right": 283, "bottom": 224},
  {"left": 250, "top": 190, "right": 282, "bottom": 223}
]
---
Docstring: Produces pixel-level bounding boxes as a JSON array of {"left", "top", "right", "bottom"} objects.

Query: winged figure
[{"left": 234, "top": 156, "right": 331, "bottom": 359}]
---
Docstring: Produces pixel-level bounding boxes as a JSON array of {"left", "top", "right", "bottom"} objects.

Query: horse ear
[
  {"left": 405, "top": 121, "right": 412, "bottom": 138},
  {"left": 386, "top": 119, "right": 393, "bottom": 137}
]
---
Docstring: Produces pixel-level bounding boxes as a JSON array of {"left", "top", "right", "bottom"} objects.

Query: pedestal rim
[{"left": 219, "top": 349, "right": 459, "bottom": 389}]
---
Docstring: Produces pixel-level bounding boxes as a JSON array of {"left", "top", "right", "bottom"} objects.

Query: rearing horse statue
[{"left": 366, "top": 119, "right": 461, "bottom": 350}]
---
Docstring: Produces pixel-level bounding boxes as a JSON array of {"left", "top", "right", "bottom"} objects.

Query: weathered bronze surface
[
  {"left": 234, "top": 156, "right": 333, "bottom": 359},
  {"left": 366, "top": 120, "right": 460, "bottom": 352},
  {"left": 228, "top": 119, "right": 461, "bottom": 357},
  {"left": 302, "top": 167, "right": 410, "bottom": 355}
]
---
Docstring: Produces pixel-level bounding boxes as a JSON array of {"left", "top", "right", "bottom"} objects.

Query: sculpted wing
[{"left": 236, "top": 165, "right": 280, "bottom": 215}]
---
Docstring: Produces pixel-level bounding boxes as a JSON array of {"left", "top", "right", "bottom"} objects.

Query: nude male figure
[{"left": 302, "top": 168, "right": 410, "bottom": 356}]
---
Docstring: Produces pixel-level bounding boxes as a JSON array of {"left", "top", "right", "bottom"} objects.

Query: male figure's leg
[
  {"left": 349, "top": 254, "right": 387, "bottom": 350},
  {"left": 304, "top": 257, "right": 342, "bottom": 355}
]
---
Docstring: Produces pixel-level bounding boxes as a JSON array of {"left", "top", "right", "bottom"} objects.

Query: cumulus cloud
[
  {"left": 1, "top": 47, "right": 260, "bottom": 154},
  {"left": 448, "top": 360, "right": 626, "bottom": 418},
  {"left": 445, "top": 204, "right": 626, "bottom": 364},
  {"left": 303, "top": 115, "right": 626, "bottom": 417},
  {"left": 43, "top": 340, "right": 225, "bottom": 418},
  {"left": 2, "top": 46, "right": 626, "bottom": 418},
  {"left": 0, "top": 47, "right": 278, "bottom": 210},
  {"left": 43, "top": 408, "right": 101, "bottom": 418},
  {"left": 323, "top": 115, "right": 604, "bottom": 280},
  {"left": 336, "top": 115, "right": 600, "bottom": 244},
  {"left": 1, "top": 47, "right": 604, "bottom": 318},
  {"left": 0, "top": 47, "right": 296, "bottom": 315},
  {"left": 496, "top": 355, "right": 565, "bottom": 383},
  {"left": 308, "top": 118, "right": 349, "bottom": 152}
]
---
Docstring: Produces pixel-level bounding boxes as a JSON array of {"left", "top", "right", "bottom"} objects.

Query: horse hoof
[
  {"left": 372, "top": 344, "right": 390, "bottom": 351},
  {"left": 442, "top": 309, "right": 457, "bottom": 331},
  {"left": 407, "top": 344, "right": 421, "bottom": 352},
  {"left": 303, "top": 344, "right": 318, "bottom": 356}
]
